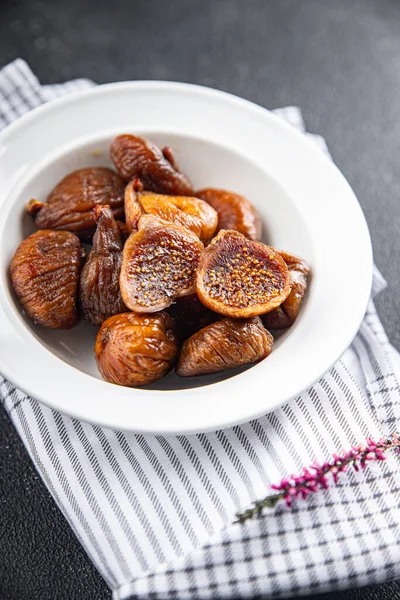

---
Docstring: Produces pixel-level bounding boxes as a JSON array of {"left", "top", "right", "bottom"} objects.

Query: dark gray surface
[{"left": 1, "top": 0, "right": 400, "bottom": 599}]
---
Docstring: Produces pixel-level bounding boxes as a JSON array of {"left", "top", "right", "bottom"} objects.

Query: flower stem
[{"left": 234, "top": 433, "right": 400, "bottom": 525}]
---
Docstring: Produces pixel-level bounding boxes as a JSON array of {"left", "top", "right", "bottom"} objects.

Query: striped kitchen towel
[{"left": 1, "top": 59, "right": 400, "bottom": 600}]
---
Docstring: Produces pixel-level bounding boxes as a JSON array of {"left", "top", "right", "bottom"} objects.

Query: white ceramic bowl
[{"left": 0, "top": 82, "right": 372, "bottom": 434}]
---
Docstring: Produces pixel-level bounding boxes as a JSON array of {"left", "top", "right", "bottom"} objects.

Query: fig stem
[
  {"left": 162, "top": 146, "right": 179, "bottom": 170},
  {"left": 25, "top": 198, "right": 44, "bottom": 216},
  {"left": 132, "top": 177, "right": 144, "bottom": 192},
  {"left": 93, "top": 204, "right": 110, "bottom": 222}
]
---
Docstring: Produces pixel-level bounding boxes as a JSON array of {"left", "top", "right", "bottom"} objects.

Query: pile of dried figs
[{"left": 10, "top": 134, "right": 310, "bottom": 387}]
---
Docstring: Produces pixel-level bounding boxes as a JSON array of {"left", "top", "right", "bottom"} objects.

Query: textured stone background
[{"left": 1, "top": 1, "right": 400, "bottom": 598}]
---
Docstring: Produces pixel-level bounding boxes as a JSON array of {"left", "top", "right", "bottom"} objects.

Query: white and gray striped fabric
[{"left": 1, "top": 59, "right": 400, "bottom": 600}]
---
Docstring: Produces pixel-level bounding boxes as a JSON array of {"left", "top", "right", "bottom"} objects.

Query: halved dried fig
[
  {"left": 124, "top": 179, "right": 218, "bottom": 242},
  {"left": 32, "top": 168, "right": 125, "bottom": 241},
  {"left": 110, "top": 134, "right": 194, "bottom": 195},
  {"left": 176, "top": 317, "right": 274, "bottom": 377},
  {"left": 79, "top": 205, "right": 127, "bottom": 326},
  {"left": 10, "top": 230, "right": 81, "bottom": 329},
  {"left": 196, "top": 188, "right": 261, "bottom": 241},
  {"left": 196, "top": 230, "right": 291, "bottom": 318},
  {"left": 167, "top": 293, "right": 219, "bottom": 340},
  {"left": 262, "top": 250, "right": 310, "bottom": 329},
  {"left": 120, "top": 215, "right": 203, "bottom": 313},
  {"left": 95, "top": 312, "right": 179, "bottom": 386}
]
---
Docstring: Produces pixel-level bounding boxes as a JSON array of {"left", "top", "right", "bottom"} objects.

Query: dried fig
[
  {"left": 32, "top": 168, "right": 125, "bottom": 241},
  {"left": 95, "top": 311, "right": 179, "bottom": 386},
  {"left": 124, "top": 179, "right": 218, "bottom": 242},
  {"left": 196, "top": 229, "right": 291, "bottom": 318},
  {"left": 196, "top": 188, "right": 261, "bottom": 241},
  {"left": 176, "top": 317, "right": 274, "bottom": 377},
  {"left": 167, "top": 293, "right": 219, "bottom": 340},
  {"left": 110, "top": 134, "right": 194, "bottom": 195},
  {"left": 79, "top": 205, "right": 127, "bottom": 326},
  {"left": 10, "top": 230, "right": 81, "bottom": 329},
  {"left": 262, "top": 250, "right": 310, "bottom": 329},
  {"left": 120, "top": 215, "right": 203, "bottom": 313}
]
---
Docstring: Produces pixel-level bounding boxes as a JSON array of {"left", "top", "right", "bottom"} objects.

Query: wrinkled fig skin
[
  {"left": 167, "top": 293, "right": 219, "bottom": 340},
  {"left": 196, "top": 229, "right": 291, "bottom": 318},
  {"left": 95, "top": 312, "right": 179, "bottom": 386},
  {"left": 196, "top": 188, "right": 261, "bottom": 241},
  {"left": 124, "top": 180, "right": 218, "bottom": 242},
  {"left": 262, "top": 250, "right": 310, "bottom": 329},
  {"left": 116, "top": 220, "right": 130, "bottom": 240},
  {"left": 176, "top": 317, "right": 274, "bottom": 377},
  {"left": 120, "top": 215, "right": 204, "bottom": 313},
  {"left": 34, "top": 168, "right": 125, "bottom": 241},
  {"left": 110, "top": 134, "right": 194, "bottom": 195},
  {"left": 79, "top": 206, "right": 127, "bottom": 326},
  {"left": 10, "top": 230, "right": 81, "bottom": 329}
]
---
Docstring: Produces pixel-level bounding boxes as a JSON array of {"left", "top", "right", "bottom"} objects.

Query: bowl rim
[{"left": 0, "top": 80, "right": 373, "bottom": 434}]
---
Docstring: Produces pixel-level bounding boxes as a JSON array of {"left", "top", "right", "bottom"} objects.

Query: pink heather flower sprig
[{"left": 234, "top": 433, "right": 400, "bottom": 524}]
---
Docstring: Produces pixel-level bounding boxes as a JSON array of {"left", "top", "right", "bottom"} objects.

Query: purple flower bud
[{"left": 317, "top": 476, "right": 328, "bottom": 489}]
